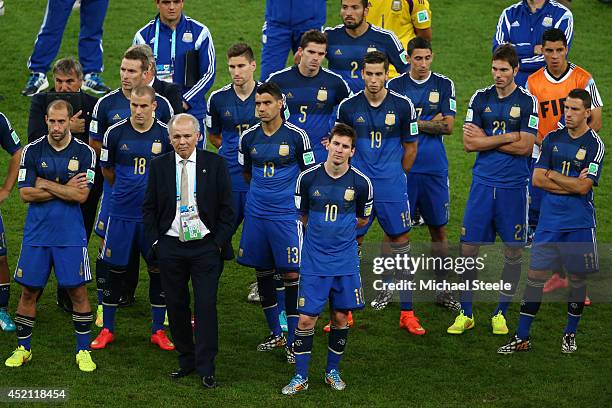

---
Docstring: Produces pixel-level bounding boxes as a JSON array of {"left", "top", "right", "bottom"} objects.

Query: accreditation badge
[
  {"left": 68, "top": 159, "right": 79, "bottom": 171},
  {"left": 391, "top": 0, "right": 402, "bottom": 11},
  {"left": 156, "top": 64, "right": 173, "bottom": 83},
  {"left": 278, "top": 144, "right": 289, "bottom": 156},
  {"left": 576, "top": 148, "right": 587, "bottom": 161},
  {"left": 385, "top": 113, "right": 396, "bottom": 126},
  {"left": 429, "top": 91, "right": 440, "bottom": 104},
  {"left": 180, "top": 205, "right": 209, "bottom": 242},
  {"left": 151, "top": 142, "right": 162, "bottom": 154},
  {"left": 344, "top": 188, "right": 355, "bottom": 201},
  {"left": 317, "top": 89, "right": 328, "bottom": 102},
  {"left": 509, "top": 106, "right": 521, "bottom": 118}
]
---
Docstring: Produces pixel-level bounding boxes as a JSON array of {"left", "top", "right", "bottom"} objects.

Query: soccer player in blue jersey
[
  {"left": 5, "top": 100, "right": 97, "bottom": 372},
  {"left": 267, "top": 30, "right": 351, "bottom": 163},
  {"left": 325, "top": 0, "right": 409, "bottom": 93},
  {"left": 89, "top": 46, "right": 174, "bottom": 326},
  {"left": 0, "top": 113, "right": 22, "bottom": 332},
  {"left": 238, "top": 82, "right": 315, "bottom": 362},
  {"left": 207, "top": 43, "right": 259, "bottom": 234},
  {"left": 449, "top": 44, "right": 538, "bottom": 335},
  {"left": 387, "top": 37, "right": 460, "bottom": 311},
  {"left": 207, "top": 44, "right": 289, "bottom": 328},
  {"left": 498, "top": 89, "right": 604, "bottom": 354},
  {"left": 336, "top": 51, "right": 424, "bottom": 335},
  {"left": 282, "top": 123, "right": 372, "bottom": 395},
  {"left": 91, "top": 85, "right": 174, "bottom": 352}
]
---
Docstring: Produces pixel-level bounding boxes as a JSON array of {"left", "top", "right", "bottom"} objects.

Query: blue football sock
[
  {"left": 14, "top": 314, "right": 35, "bottom": 350},
  {"left": 327, "top": 324, "right": 349, "bottom": 372},
  {"left": 494, "top": 254, "right": 522, "bottom": 317},
  {"left": 294, "top": 327, "right": 314, "bottom": 378},
  {"left": 257, "top": 272, "right": 282, "bottom": 337},
  {"left": 284, "top": 277, "right": 299, "bottom": 346},
  {"left": 275, "top": 274, "right": 286, "bottom": 314},
  {"left": 0, "top": 283, "right": 9, "bottom": 309},
  {"left": 565, "top": 279, "right": 587, "bottom": 334},
  {"left": 73, "top": 311, "right": 93, "bottom": 352},
  {"left": 517, "top": 278, "right": 545, "bottom": 339}
]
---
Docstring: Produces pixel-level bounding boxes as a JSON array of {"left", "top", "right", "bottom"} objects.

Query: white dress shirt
[{"left": 165, "top": 150, "right": 209, "bottom": 237}]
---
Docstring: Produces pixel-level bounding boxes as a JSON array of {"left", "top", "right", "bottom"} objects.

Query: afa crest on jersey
[
  {"left": 68, "top": 159, "right": 79, "bottom": 171},
  {"left": 317, "top": 88, "right": 328, "bottom": 102},
  {"left": 509, "top": 106, "right": 521, "bottom": 118},
  {"left": 385, "top": 113, "right": 396, "bottom": 126},
  {"left": 151, "top": 142, "right": 162, "bottom": 154},
  {"left": 576, "top": 148, "right": 586, "bottom": 161},
  {"left": 429, "top": 91, "right": 440, "bottom": 104},
  {"left": 279, "top": 144, "right": 289, "bottom": 156},
  {"left": 344, "top": 188, "right": 355, "bottom": 201}
]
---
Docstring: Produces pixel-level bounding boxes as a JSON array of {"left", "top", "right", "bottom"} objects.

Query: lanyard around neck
[{"left": 154, "top": 18, "right": 176, "bottom": 66}]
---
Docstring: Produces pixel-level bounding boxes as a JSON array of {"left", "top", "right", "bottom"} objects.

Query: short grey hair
[
  {"left": 53, "top": 57, "right": 84, "bottom": 80},
  {"left": 168, "top": 113, "right": 200, "bottom": 134}
]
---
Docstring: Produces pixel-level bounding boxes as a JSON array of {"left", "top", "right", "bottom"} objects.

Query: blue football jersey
[
  {"left": 18, "top": 136, "right": 96, "bottom": 246},
  {"left": 100, "top": 119, "right": 171, "bottom": 221},
  {"left": 0, "top": 113, "right": 22, "bottom": 155},
  {"left": 535, "top": 126, "right": 604, "bottom": 231},
  {"left": 296, "top": 164, "right": 373, "bottom": 276},
  {"left": 336, "top": 90, "right": 418, "bottom": 202},
  {"left": 324, "top": 24, "right": 409, "bottom": 93},
  {"left": 267, "top": 66, "right": 351, "bottom": 162},
  {"left": 387, "top": 72, "right": 456, "bottom": 175},
  {"left": 239, "top": 121, "right": 315, "bottom": 220},
  {"left": 89, "top": 88, "right": 174, "bottom": 142},
  {"left": 206, "top": 82, "right": 260, "bottom": 192},
  {"left": 465, "top": 85, "right": 538, "bottom": 188}
]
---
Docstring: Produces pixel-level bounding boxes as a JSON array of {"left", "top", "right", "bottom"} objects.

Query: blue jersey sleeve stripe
[
  {"left": 266, "top": 66, "right": 293, "bottom": 83},
  {"left": 352, "top": 167, "right": 373, "bottom": 201},
  {"left": 74, "top": 138, "right": 97, "bottom": 168},
  {"left": 370, "top": 25, "right": 403, "bottom": 52},
  {"left": 183, "top": 33, "right": 216, "bottom": 101},
  {"left": 20, "top": 136, "right": 46, "bottom": 166},
  {"left": 592, "top": 131, "right": 605, "bottom": 163},
  {"left": 494, "top": 7, "right": 511, "bottom": 46},
  {"left": 285, "top": 122, "right": 312, "bottom": 150},
  {"left": 103, "top": 118, "right": 128, "bottom": 147},
  {"left": 295, "top": 165, "right": 320, "bottom": 194}
]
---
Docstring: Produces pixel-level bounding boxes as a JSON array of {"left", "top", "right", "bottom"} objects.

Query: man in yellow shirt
[{"left": 366, "top": 0, "right": 432, "bottom": 78}]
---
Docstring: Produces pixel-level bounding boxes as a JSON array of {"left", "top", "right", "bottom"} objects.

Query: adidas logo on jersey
[
  {"left": 41, "top": 161, "right": 48, "bottom": 168},
  {"left": 484, "top": 106, "right": 492, "bottom": 113},
  {"left": 553, "top": 145, "right": 559, "bottom": 152},
  {"left": 335, "top": 49, "right": 342, "bottom": 55},
  {"left": 511, "top": 21, "right": 520, "bottom": 27},
  {"left": 286, "top": 92, "right": 294, "bottom": 99},
  {"left": 120, "top": 144, "right": 129, "bottom": 151},
  {"left": 251, "top": 147, "right": 257, "bottom": 154},
  {"left": 224, "top": 110, "right": 232, "bottom": 117},
  {"left": 357, "top": 116, "right": 365, "bottom": 123},
  {"left": 112, "top": 114, "right": 122, "bottom": 121},
  {"left": 313, "top": 190, "right": 321, "bottom": 197}
]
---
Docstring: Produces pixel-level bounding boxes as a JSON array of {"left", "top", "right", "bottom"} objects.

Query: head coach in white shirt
[{"left": 143, "top": 113, "right": 234, "bottom": 389}]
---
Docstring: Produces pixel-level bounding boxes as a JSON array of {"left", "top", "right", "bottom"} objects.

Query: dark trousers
[{"left": 158, "top": 235, "right": 222, "bottom": 377}]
